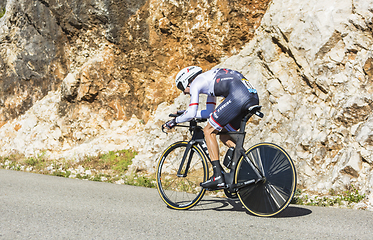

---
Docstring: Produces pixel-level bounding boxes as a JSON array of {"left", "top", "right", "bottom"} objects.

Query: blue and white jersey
[{"left": 175, "top": 68, "right": 255, "bottom": 124}]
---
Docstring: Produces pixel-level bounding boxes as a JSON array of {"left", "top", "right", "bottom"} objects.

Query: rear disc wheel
[{"left": 235, "top": 143, "right": 297, "bottom": 217}]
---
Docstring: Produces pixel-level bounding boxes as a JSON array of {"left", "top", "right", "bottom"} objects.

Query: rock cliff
[
  {"left": 1, "top": 0, "right": 373, "bottom": 208},
  {"left": 0, "top": 0, "right": 269, "bottom": 128}
]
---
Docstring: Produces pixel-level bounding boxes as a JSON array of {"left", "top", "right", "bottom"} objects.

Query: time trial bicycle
[{"left": 156, "top": 105, "right": 297, "bottom": 217}]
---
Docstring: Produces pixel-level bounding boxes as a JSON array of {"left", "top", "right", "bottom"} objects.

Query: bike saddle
[{"left": 248, "top": 105, "right": 264, "bottom": 118}]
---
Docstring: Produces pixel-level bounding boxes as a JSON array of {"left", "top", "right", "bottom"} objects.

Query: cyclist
[{"left": 163, "top": 66, "right": 259, "bottom": 190}]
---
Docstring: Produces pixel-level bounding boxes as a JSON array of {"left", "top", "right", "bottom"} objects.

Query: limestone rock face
[
  {"left": 0, "top": 0, "right": 269, "bottom": 128},
  {"left": 0, "top": 0, "right": 68, "bottom": 126},
  {"left": 1, "top": 0, "right": 373, "bottom": 208}
]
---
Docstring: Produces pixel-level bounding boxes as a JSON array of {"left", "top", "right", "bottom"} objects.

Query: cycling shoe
[{"left": 200, "top": 175, "right": 225, "bottom": 190}]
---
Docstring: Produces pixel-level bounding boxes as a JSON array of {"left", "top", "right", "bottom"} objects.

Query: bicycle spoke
[
  {"left": 239, "top": 184, "right": 256, "bottom": 199},
  {"left": 267, "top": 151, "right": 291, "bottom": 177},
  {"left": 267, "top": 183, "right": 288, "bottom": 204},
  {"left": 263, "top": 186, "right": 278, "bottom": 212},
  {"left": 188, "top": 158, "right": 201, "bottom": 172},
  {"left": 265, "top": 184, "right": 283, "bottom": 208},
  {"left": 250, "top": 148, "right": 265, "bottom": 176},
  {"left": 162, "top": 176, "right": 177, "bottom": 191}
]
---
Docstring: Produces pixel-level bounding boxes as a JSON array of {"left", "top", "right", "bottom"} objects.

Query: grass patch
[
  {"left": 292, "top": 186, "right": 366, "bottom": 207},
  {"left": 0, "top": 149, "right": 156, "bottom": 188},
  {"left": 79, "top": 149, "right": 137, "bottom": 173},
  {"left": 52, "top": 170, "right": 71, "bottom": 178},
  {"left": 23, "top": 152, "right": 47, "bottom": 170},
  {"left": 123, "top": 172, "right": 156, "bottom": 188},
  {"left": 100, "top": 150, "right": 137, "bottom": 173}
]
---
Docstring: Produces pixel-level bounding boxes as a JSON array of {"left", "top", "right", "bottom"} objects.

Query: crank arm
[{"left": 231, "top": 178, "right": 265, "bottom": 191}]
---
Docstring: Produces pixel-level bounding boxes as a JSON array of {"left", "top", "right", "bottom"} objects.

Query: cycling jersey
[{"left": 175, "top": 68, "right": 259, "bottom": 131}]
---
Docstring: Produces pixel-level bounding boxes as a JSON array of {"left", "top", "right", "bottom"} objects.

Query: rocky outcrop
[
  {"left": 1, "top": 0, "right": 373, "bottom": 209},
  {"left": 0, "top": 0, "right": 68, "bottom": 126},
  {"left": 0, "top": 0, "right": 270, "bottom": 128}
]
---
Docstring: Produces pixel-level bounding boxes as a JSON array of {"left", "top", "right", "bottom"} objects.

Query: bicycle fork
[
  {"left": 177, "top": 126, "right": 211, "bottom": 177},
  {"left": 176, "top": 141, "right": 195, "bottom": 177},
  {"left": 176, "top": 127, "right": 208, "bottom": 177}
]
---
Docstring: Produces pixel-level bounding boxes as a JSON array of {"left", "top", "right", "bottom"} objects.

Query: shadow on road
[
  {"left": 189, "top": 198, "right": 312, "bottom": 218},
  {"left": 196, "top": 198, "right": 246, "bottom": 212},
  {"left": 272, "top": 206, "right": 312, "bottom": 218}
]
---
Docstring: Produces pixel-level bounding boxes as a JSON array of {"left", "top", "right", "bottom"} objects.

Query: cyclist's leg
[
  {"left": 203, "top": 123, "right": 219, "bottom": 162},
  {"left": 203, "top": 91, "right": 240, "bottom": 161},
  {"left": 201, "top": 82, "right": 258, "bottom": 189},
  {"left": 219, "top": 88, "right": 259, "bottom": 148},
  {"left": 219, "top": 129, "right": 236, "bottom": 148},
  {"left": 201, "top": 123, "right": 225, "bottom": 189},
  {"left": 205, "top": 94, "right": 243, "bottom": 169},
  {"left": 201, "top": 95, "right": 242, "bottom": 189}
]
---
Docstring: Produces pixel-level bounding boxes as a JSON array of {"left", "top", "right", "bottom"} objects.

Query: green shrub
[
  {"left": 100, "top": 149, "right": 137, "bottom": 173},
  {"left": 123, "top": 172, "right": 156, "bottom": 188},
  {"left": 24, "top": 152, "right": 47, "bottom": 170},
  {"left": 0, "top": 149, "right": 158, "bottom": 188},
  {"left": 293, "top": 186, "right": 366, "bottom": 207},
  {"left": 339, "top": 185, "right": 365, "bottom": 203}
]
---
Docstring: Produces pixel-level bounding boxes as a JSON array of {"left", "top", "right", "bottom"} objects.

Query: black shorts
[{"left": 209, "top": 79, "right": 259, "bottom": 131}]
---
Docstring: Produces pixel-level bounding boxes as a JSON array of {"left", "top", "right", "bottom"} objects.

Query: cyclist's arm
[
  {"left": 175, "top": 89, "right": 200, "bottom": 123},
  {"left": 196, "top": 96, "right": 216, "bottom": 119}
]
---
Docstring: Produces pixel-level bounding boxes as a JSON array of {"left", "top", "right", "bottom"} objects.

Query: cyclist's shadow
[{"left": 192, "top": 198, "right": 312, "bottom": 218}]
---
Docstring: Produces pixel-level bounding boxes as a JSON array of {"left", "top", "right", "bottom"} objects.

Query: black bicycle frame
[{"left": 175, "top": 105, "right": 265, "bottom": 192}]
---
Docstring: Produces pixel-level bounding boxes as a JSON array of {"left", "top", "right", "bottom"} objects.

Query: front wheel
[
  {"left": 156, "top": 141, "right": 209, "bottom": 210},
  {"left": 235, "top": 143, "right": 297, "bottom": 217}
]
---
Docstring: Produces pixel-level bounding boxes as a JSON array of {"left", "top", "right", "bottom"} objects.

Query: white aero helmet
[{"left": 175, "top": 66, "right": 202, "bottom": 91}]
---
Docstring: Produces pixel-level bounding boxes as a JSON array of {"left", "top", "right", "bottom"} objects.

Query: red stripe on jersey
[
  {"left": 206, "top": 102, "right": 216, "bottom": 105},
  {"left": 189, "top": 103, "right": 198, "bottom": 106},
  {"left": 211, "top": 115, "right": 223, "bottom": 127}
]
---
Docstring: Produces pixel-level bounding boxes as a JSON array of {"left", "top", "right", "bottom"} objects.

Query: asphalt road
[{"left": 1, "top": 169, "right": 373, "bottom": 239}]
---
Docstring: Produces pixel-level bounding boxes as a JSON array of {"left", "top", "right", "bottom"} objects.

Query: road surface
[{"left": 1, "top": 169, "right": 372, "bottom": 239}]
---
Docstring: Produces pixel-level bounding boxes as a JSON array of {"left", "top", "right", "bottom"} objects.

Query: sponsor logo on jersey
[
  {"left": 241, "top": 78, "right": 255, "bottom": 90},
  {"left": 213, "top": 111, "right": 219, "bottom": 119},
  {"left": 215, "top": 99, "right": 232, "bottom": 114}
]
